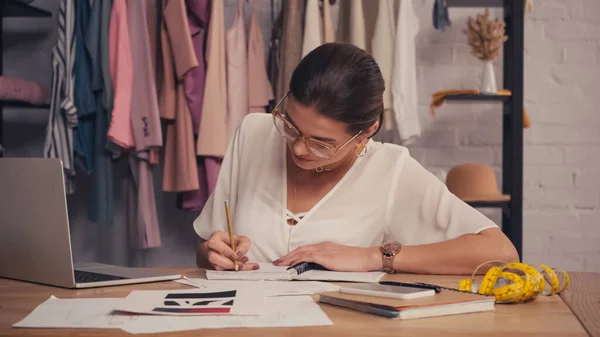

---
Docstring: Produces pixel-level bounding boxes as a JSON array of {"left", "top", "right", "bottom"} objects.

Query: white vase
[{"left": 480, "top": 60, "right": 497, "bottom": 94}]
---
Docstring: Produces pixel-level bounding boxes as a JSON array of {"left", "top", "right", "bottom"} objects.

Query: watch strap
[{"left": 382, "top": 254, "right": 395, "bottom": 273}]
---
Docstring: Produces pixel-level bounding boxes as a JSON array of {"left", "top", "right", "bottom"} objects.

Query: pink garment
[
  {"left": 179, "top": 157, "right": 209, "bottom": 212},
  {"left": 183, "top": 0, "right": 209, "bottom": 134},
  {"left": 107, "top": 0, "right": 134, "bottom": 150},
  {"left": 127, "top": 155, "right": 162, "bottom": 249},
  {"left": 179, "top": 0, "right": 210, "bottom": 212},
  {"left": 247, "top": 11, "right": 274, "bottom": 113},
  {"left": 225, "top": 0, "right": 248, "bottom": 140},
  {"left": 127, "top": 0, "right": 162, "bottom": 151},
  {"left": 126, "top": 0, "right": 162, "bottom": 249},
  {"left": 178, "top": 157, "right": 221, "bottom": 211},
  {"left": 160, "top": 0, "right": 200, "bottom": 193},
  {"left": 205, "top": 157, "right": 221, "bottom": 196},
  {"left": 196, "top": 0, "right": 227, "bottom": 157},
  {"left": 0, "top": 76, "right": 48, "bottom": 105}
]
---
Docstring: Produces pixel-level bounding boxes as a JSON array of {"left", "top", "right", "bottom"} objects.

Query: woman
[{"left": 195, "top": 43, "right": 518, "bottom": 275}]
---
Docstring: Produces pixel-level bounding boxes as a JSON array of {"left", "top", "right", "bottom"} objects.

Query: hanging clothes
[
  {"left": 301, "top": 0, "right": 322, "bottom": 57},
  {"left": 301, "top": 0, "right": 335, "bottom": 58},
  {"left": 266, "top": 5, "right": 283, "bottom": 111},
  {"left": 73, "top": 0, "right": 96, "bottom": 176},
  {"left": 322, "top": 0, "right": 335, "bottom": 43},
  {"left": 126, "top": 156, "right": 162, "bottom": 249},
  {"left": 179, "top": 0, "right": 210, "bottom": 213},
  {"left": 433, "top": 0, "right": 451, "bottom": 31},
  {"left": 146, "top": 0, "right": 161, "bottom": 166},
  {"left": 349, "top": 0, "right": 366, "bottom": 50},
  {"left": 196, "top": 0, "right": 227, "bottom": 158},
  {"left": 183, "top": 0, "right": 209, "bottom": 136},
  {"left": 205, "top": 158, "right": 221, "bottom": 197},
  {"left": 107, "top": 0, "right": 134, "bottom": 152},
  {"left": 392, "top": 0, "right": 421, "bottom": 144},
  {"left": 125, "top": 0, "right": 163, "bottom": 249},
  {"left": 99, "top": 0, "right": 114, "bottom": 122},
  {"left": 248, "top": 6, "right": 274, "bottom": 113},
  {"left": 226, "top": 0, "right": 249, "bottom": 140},
  {"left": 371, "top": 0, "right": 396, "bottom": 132},
  {"left": 178, "top": 159, "right": 209, "bottom": 212},
  {"left": 276, "top": 0, "right": 305, "bottom": 101},
  {"left": 127, "top": 1, "right": 162, "bottom": 153},
  {"left": 87, "top": 0, "right": 114, "bottom": 226},
  {"left": 43, "top": 0, "right": 77, "bottom": 194},
  {"left": 146, "top": 0, "right": 158, "bottom": 82},
  {"left": 336, "top": 0, "right": 366, "bottom": 50},
  {"left": 160, "top": 0, "right": 200, "bottom": 192}
]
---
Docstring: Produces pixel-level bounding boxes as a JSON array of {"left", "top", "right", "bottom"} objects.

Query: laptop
[{"left": 0, "top": 158, "right": 182, "bottom": 288}]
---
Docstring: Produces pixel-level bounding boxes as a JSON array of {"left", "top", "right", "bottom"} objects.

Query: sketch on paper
[
  {"left": 153, "top": 290, "right": 237, "bottom": 314},
  {"left": 116, "top": 286, "right": 263, "bottom": 316}
]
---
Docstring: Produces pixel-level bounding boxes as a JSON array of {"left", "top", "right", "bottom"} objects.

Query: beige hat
[{"left": 445, "top": 163, "right": 510, "bottom": 202}]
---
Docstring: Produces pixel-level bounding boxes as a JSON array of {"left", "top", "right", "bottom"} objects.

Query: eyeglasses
[{"left": 271, "top": 91, "right": 362, "bottom": 159}]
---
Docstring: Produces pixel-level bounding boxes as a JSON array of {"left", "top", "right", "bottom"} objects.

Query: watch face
[{"left": 383, "top": 241, "right": 401, "bottom": 254}]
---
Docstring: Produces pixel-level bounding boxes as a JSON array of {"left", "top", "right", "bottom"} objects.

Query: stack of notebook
[{"left": 319, "top": 288, "right": 495, "bottom": 320}]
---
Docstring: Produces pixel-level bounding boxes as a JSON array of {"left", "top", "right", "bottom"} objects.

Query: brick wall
[{"left": 404, "top": 0, "right": 600, "bottom": 272}]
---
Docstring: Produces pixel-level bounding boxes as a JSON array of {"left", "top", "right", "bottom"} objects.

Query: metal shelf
[
  {"left": 0, "top": 1, "right": 53, "bottom": 157},
  {"left": 441, "top": 0, "right": 524, "bottom": 258},
  {"left": 446, "top": 0, "right": 504, "bottom": 8},
  {"left": 444, "top": 94, "right": 510, "bottom": 102},
  {"left": 0, "top": 101, "right": 49, "bottom": 109},
  {"left": 466, "top": 200, "right": 510, "bottom": 208},
  {"left": 0, "top": 0, "right": 52, "bottom": 17}
]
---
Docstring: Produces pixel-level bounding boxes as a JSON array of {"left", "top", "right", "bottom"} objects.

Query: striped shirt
[{"left": 43, "top": 0, "right": 77, "bottom": 194}]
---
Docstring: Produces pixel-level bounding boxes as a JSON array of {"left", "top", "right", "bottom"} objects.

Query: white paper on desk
[
  {"left": 205, "top": 263, "right": 296, "bottom": 281},
  {"left": 115, "top": 284, "right": 264, "bottom": 316},
  {"left": 206, "top": 262, "right": 385, "bottom": 283},
  {"left": 175, "top": 278, "right": 341, "bottom": 296},
  {"left": 122, "top": 295, "right": 333, "bottom": 334},
  {"left": 12, "top": 296, "right": 137, "bottom": 329}
]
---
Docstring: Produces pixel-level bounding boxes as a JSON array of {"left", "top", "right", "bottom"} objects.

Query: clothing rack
[
  {"left": 443, "top": 0, "right": 525, "bottom": 258},
  {"left": 0, "top": 0, "right": 52, "bottom": 158}
]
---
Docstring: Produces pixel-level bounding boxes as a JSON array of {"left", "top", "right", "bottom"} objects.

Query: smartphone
[{"left": 339, "top": 283, "right": 436, "bottom": 300}]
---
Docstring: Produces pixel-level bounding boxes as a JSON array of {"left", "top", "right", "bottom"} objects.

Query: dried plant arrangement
[{"left": 464, "top": 9, "right": 508, "bottom": 62}]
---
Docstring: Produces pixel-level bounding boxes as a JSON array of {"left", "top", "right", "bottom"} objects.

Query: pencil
[{"left": 224, "top": 200, "right": 238, "bottom": 272}]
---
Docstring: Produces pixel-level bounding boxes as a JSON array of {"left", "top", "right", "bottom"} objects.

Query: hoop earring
[
  {"left": 356, "top": 143, "right": 367, "bottom": 157},
  {"left": 315, "top": 166, "right": 324, "bottom": 173}
]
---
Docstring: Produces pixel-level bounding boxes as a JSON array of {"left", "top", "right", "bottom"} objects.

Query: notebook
[
  {"left": 205, "top": 263, "right": 386, "bottom": 283},
  {"left": 318, "top": 288, "right": 495, "bottom": 320}
]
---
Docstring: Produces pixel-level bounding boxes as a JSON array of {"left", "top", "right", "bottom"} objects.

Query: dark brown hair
[{"left": 289, "top": 43, "right": 385, "bottom": 136}]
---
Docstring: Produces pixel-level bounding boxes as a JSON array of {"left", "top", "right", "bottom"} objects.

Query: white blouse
[{"left": 193, "top": 113, "right": 498, "bottom": 263}]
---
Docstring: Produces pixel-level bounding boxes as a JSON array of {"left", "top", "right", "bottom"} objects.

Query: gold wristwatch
[{"left": 380, "top": 241, "right": 402, "bottom": 273}]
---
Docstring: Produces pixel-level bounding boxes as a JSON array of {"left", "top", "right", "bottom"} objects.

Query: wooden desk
[{"left": 1, "top": 269, "right": 598, "bottom": 337}]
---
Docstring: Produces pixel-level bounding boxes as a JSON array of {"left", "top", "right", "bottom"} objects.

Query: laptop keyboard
[{"left": 74, "top": 270, "right": 129, "bottom": 283}]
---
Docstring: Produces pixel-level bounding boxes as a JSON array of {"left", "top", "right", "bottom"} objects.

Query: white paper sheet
[
  {"left": 175, "top": 278, "right": 341, "bottom": 296},
  {"left": 122, "top": 296, "right": 333, "bottom": 334},
  {"left": 206, "top": 263, "right": 385, "bottom": 283},
  {"left": 14, "top": 295, "right": 332, "bottom": 334},
  {"left": 13, "top": 296, "right": 135, "bottom": 329},
  {"left": 115, "top": 284, "right": 264, "bottom": 316},
  {"left": 205, "top": 263, "right": 296, "bottom": 281}
]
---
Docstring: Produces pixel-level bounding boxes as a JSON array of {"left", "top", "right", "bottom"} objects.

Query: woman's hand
[
  {"left": 273, "top": 242, "right": 382, "bottom": 272},
  {"left": 199, "top": 231, "right": 259, "bottom": 271}
]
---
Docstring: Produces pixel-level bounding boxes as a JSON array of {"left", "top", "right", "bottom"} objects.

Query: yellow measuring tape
[{"left": 459, "top": 261, "right": 570, "bottom": 303}]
